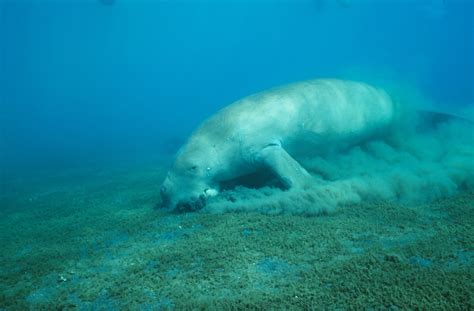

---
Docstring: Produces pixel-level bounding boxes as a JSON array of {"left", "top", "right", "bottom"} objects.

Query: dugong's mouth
[
  {"left": 175, "top": 194, "right": 207, "bottom": 212},
  {"left": 159, "top": 182, "right": 219, "bottom": 212}
]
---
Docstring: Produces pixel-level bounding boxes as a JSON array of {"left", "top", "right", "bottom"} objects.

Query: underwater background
[{"left": 1, "top": 0, "right": 473, "bottom": 309}]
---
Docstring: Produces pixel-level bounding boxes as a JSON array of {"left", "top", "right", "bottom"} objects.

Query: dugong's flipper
[{"left": 258, "top": 144, "right": 312, "bottom": 188}]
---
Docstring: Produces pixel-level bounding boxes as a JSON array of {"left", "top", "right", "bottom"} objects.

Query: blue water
[{"left": 1, "top": 0, "right": 472, "bottom": 172}]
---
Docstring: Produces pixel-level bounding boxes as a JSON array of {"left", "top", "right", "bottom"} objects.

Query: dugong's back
[
  {"left": 295, "top": 79, "right": 394, "bottom": 136},
  {"left": 207, "top": 79, "right": 394, "bottom": 144}
]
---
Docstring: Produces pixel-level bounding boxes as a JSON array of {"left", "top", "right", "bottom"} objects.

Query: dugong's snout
[
  {"left": 160, "top": 188, "right": 207, "bottom": 212},
  {"left": 158, "top": 176, "right": 218, "bottom": 212},
  {"left": 158, "top": 185, "right": 171, "bottom": 209},
  {"left": 176, "top": 195, "right": 207, "bottom": 212}
]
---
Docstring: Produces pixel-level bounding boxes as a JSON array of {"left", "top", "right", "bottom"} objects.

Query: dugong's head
[{"left": 159, "top": 137, "right": 221, "bottom": 211}]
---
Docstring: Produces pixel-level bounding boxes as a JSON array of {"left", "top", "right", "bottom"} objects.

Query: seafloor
[{"left": 0, "top": 158, "right": 472, "bottom": 310}]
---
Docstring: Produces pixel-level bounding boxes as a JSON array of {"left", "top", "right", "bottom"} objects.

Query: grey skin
[{"left": 160, "top": 79, "right": 395, "bottom": 211}]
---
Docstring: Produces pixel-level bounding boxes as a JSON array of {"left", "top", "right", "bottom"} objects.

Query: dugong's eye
[{"left": 189, "top": 165, "right": 198, "bottom": 171}]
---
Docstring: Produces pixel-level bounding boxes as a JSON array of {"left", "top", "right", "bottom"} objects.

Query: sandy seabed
[{"left": 0, "top": 159, "right": 472, "bottom": 310}]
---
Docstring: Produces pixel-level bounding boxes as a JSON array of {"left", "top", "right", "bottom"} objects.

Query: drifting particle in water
[{"left": 99, "top": 0, "right": 116, "bottom": 6}]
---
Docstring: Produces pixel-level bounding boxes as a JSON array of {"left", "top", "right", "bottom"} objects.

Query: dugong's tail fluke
[{"left": 416, "top": 110, "right": 472, "bottom": 132}]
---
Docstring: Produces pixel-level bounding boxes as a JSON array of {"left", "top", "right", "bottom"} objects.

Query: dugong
[{"left": 160, "top": 79, "right": 395, "bottom": 211}]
